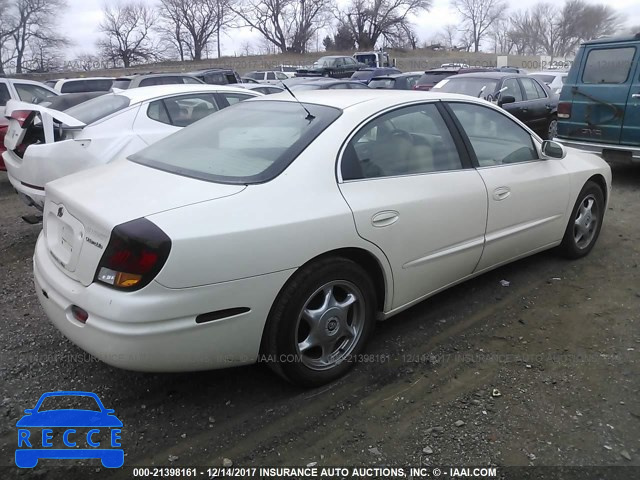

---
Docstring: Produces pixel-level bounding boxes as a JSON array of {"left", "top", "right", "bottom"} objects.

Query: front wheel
[
  {"left": 558, "top": 181, "right": 604, "bottom": 259},
  {"left": 262, "top": 257, "right": 376, "bottom": 387}
]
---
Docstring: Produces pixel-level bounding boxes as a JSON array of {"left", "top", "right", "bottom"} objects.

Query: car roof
[
  {"left": 57, "top": 77, "right": 114, "bottom": 82},
  {"left": 448, "top": 72, "right": 524, "bottom": 79},
  {"left": 531, "top": 71, "right": 568, "bottom": 75},
  {"left": 251, "top": 89, "right": 489, "bottom": 110},
  {"left": 115, "top": 84, "right": 258, "bottom": 103},
  {"left": 243, "top": 84, "right": 283, "bottom": 90},
  {"left": 583, "top": 33, "right": 640, "bottom": 45},
  {"left": 371, "top": 72, "right": 422, "bottom": 79},
  {"left": 189, "top": 68, "right": 236, "bottom": 75}
]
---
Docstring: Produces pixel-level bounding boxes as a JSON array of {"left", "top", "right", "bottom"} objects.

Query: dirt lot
[{"left": 0, "top": 164, "right": 638, "bottom": 479}]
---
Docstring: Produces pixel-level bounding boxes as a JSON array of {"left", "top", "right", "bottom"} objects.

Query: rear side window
[
  {"left": 520, "top": 78, "right": 542, "bottom": 100},
  {"left": 225, "top": 74, "right": 238, "bottom": 84},
  {"left": 342, "top": 103, "right": 463, "bottom": 180},
  {"left": 147, "top": 93, "right": 219, "bottom": 127},
  {"left": 582, "top": 47, "right": 636, "bottom": 84},
  {"left": 14, "top": 84, "right": 57, "bottom": 104},
  {"left": 266, "top": 72, "right": 276, "bottom": 80},
  {"left": 205, "top": 73, "right": 226, "bottom": 84},
  {"left": 64, "top": 94, "right": 130, "bottom": 124}
]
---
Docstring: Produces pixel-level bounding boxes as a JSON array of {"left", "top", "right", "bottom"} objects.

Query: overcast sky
[{"left": 63, "top": 0, "right": 640, "bottom": 60}]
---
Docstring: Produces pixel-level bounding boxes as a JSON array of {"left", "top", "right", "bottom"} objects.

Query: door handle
[
  {"left": 632, "top": 93, "right": 640, "bottom": 99},
  {"left": 493, "top": 187, "right": 511, "bottom": 201},
  {"left": 371, "top": 210, "right": 399, "bottom": 227}
]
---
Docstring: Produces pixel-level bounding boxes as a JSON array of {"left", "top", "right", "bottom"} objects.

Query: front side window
[
  {"left": 582, "top": 47, "right": 635, "bottom": 84},
  {"left": 276, "top": 72, "right": 288, "bottom": 80},
  {"left": 130, "top": 101, "right": 342, "bottom": 184},
  {"left": 502, "top": 78, "right": 523, "bottom": 102},
  {"left": 147, "top": 93, "right": 219, "bottom": 127},
  {"left": 341, "top": 103, "right": 463, "bottom": 180},
  {"left": 448, "top": 102, "right": 538, "bottom": 167}
]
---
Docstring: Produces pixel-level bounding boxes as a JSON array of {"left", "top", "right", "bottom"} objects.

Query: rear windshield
[
  {"left": 530, "top": 74, "right": 555, "bottom": 84},
  {"left": 433, "top": 77, "right": 499, "bottom": 96},
  {"left": 368, "top": 78, "right": 395, "bottom": 89},
  {"left": 112, "top": 78, "right": 132, "bottom": 89},
  {"left": 417, "top": 71, "right": 456, "bottom": 85},
  {"left": 290, "top": 83, "right": 325, "bottom": 91},
  {"left": 130, "top": 100, "right": 342, "bottom": 184},
  {"left": 64, "top": 94, "right": 131, "bottom": 124},
  {"left": 351, "top": 70, "right": 374, "bottom": 80},
  {"left": 60, "top": 79, "right": 113, "bottom": 93}
]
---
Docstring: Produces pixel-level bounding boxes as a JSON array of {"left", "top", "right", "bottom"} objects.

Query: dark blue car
[{"left": 16, "top": 391, "right": 123, "bottom": 468}]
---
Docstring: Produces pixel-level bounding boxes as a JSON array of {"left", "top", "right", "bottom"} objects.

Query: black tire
[
  {"left": 558, "top": 181, "right": 604, "bottom": 259},
  {"left": 546, "top": 114, "right": 558, "bottom": 140},
  {"left": 261, "top": 257, "right": 376, "bottom": 387}
]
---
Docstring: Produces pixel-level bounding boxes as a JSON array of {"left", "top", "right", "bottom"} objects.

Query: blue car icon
[{"left": 16, "top": 391, "right": 123, "bottom": 468}]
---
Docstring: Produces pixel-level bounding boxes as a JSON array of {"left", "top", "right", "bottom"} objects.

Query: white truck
[{"left": 353, "top": 51, "right": 396, "bottom": 68}]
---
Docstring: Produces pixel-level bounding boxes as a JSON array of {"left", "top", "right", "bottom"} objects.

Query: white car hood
[{"left": 43, "top": 160, "right": 246, "bottom": 286}]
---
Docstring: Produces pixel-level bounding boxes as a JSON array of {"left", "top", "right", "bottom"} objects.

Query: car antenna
[{"left": 280, "top": 82, "right": 315, "bottom": 121}]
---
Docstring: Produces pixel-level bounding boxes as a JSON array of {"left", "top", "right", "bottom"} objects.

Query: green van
[{"left": 556, "top": 33, "right": 640, "bottom": 163}]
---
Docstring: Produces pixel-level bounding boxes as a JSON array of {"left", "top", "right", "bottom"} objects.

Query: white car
[
  {"left": 50, "top": 77, "right": 115, "bottom": 94},
  {"left": 33, "top": 91, "right": 611, "bottom": 386},
  {"left": 0, "top": 78, "right": 58, "bottom": 115},
  {"left": 3, "top": 84, "right": 261, "bottom": 210},
  {"left": 244, "top": 70, "right": 290, "bottom": 84},
  {"left": 530, "top": 71, "right": 568, "bottom": 95}
]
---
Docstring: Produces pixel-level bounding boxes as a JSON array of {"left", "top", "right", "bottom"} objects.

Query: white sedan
[
  {"left": 2, "top": 84, "right": 261, "bottom": 210},
  {"left": 33, "top": 91, "right": 611, "bottom": 386}
]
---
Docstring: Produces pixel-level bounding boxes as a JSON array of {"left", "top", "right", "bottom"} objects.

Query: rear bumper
[
  {"left": 3, "top": 157, "right": 45, "bottom": 209},
  {"left": 33, "top": 232, "right": 295, "bottom": 372},
  {"left": 555, "top": 138, "right": 640, "bottom": 162}
]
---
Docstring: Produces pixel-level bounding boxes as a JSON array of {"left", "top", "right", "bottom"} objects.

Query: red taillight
[
  {"left": 95, "top": 218, "right": 171, "bottom": 291},
  {"left": 558, "top": 102, "right": 572, "bottom": 119},
  {"left": 10, "top": 110, "right": 35, "bottom": 127},
  {"left": 71, "top": 305, "right": 89, "bottom": 323}
]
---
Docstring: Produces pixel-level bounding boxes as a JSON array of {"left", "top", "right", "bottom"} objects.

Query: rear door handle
[
  {"left": 493, "top": 187, "right": 511, "bottom": 201},
  {"left": 371, "top": 210, "right": 399, "bottom": 227},
  {"left": 632, "top": 93, "right": 640, "bottom": 99}
]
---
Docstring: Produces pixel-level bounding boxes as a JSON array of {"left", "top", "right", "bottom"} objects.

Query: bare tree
[
  {"left": 452, "top": 0, "right": 506, "bottom": 53},
  {"left": 2, "top": 0, "right": 69, "bottom": 73},
  {"left": 98, "top": 1, "right": 159, "bottom": 68},
  {"left": 508, "top": 1, "right": 620, "bottom": 58},
  {"left": 339, "top": 0, "right": 431, "bottom": 50},
  {"left": 158, "top": 0, "right": 236, "bottom": 61},
  {"left": 234, "top": 0, "right": 332, "bottom": 54},
  {"left": 438, "top": 24, "right": 459, "bottom": 50}
]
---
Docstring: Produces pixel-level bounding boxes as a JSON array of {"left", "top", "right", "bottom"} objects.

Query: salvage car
[
  {"left": 3, "top": 84, "right": 260, "bottom": 210},
  {"left": 432, "top": 72, "right": 559, "bottom": 139},
  {"left": 33, "top": 91, "right": 610, "bottom": 387}
]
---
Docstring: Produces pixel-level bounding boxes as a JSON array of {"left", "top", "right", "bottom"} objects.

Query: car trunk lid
[
  {"left": 44, "top": 160, "right": 246, "bottom": 286},
  {"left": 3, "top": 100, "right": 85, "bottom": 153}
]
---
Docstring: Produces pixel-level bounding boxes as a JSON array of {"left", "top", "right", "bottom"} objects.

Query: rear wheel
[
  {"left": 558, "top": 181, "right": 604, "bottom": 259},
  {"left": 546, "top": 115, "right": 558, "bottom": 140},
  {"left": 262, "top": 257, "right": 376, "bottom": 387}
]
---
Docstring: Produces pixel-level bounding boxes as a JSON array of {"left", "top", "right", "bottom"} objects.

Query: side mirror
[
  {"left": 541, "top": 140, "right": 566, "bottom": 159},
  {"left": 499, "top": 95, "right": 516, "bottom": 105}
]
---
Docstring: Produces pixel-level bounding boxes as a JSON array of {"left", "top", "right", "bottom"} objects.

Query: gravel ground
[{"left": 0, "top": 164, "right": 638, "bottom": 480}]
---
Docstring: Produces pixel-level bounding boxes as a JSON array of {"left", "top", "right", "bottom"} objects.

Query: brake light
[
  {"left": 95, "top": 218, "right": 171, "bottom": 291},
  {"left": 10, "top": 110, "right": 35, "bottom": 127},
  {"left": 558, "top": 102, "right": 572, "bottom": 119}
]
